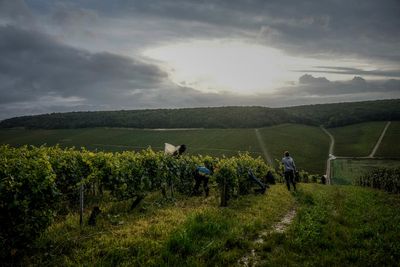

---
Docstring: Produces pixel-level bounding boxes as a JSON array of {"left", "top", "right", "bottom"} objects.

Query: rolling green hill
[
  {"left": 328, "top": 121, "right": 387, "bottom": 157},
  {"left": 258, "top": 124, "right": 330, "bottom": 174},
  {"left": 0, "top": 128, "right": 262, "bottom": 158},
  {"left": 2, "top": 120, "right": 399, "bottom": 175},
  {"left": 376, "top": 121, "right": 400, "bottom": 157},
  {"left": 0, "top": 124, "right": 330, "bottom": 174}
]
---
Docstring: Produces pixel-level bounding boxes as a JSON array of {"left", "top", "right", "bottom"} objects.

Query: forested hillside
[
  {"left": 1, "top": 99, "right": 399, "bottom": 129},
  {"left": 283, "top": 99, "right": 400, "bottom": 127}
]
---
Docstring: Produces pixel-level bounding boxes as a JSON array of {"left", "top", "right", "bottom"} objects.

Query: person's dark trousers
[
  {"left": 192, "top": 174, "right": 202, "bottom": 196},
  {"left": 203, "top": 176, "right": 209, "bottom": 197},
  {"left": 192, "top": 174, "right": 209, "bottom": 196},
  {"left": 284, "top": 170, "right": 296, "bottom": 191}
]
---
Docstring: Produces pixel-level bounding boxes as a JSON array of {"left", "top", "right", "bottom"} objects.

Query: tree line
[{"left": 1, "top": 99, "right": 399, "bottom": 129}]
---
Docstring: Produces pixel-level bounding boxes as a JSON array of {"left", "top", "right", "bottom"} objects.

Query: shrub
[
  {"left": 355, "top": 167, "right": 400, "bottom": 194},
  {"left": 0, "top": 146, "right": 60, "bottom": 258}
]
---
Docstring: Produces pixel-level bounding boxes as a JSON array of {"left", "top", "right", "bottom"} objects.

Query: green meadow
[
  {"left": 376, "top": 121, "right": 400, "bottom": 157},
  {"left": 0, "top": 124, "right": 331, "bottom": 174},
  {"left": 2, "top": 121, "right": 399, "bottom": 177},
  {"left": 258, "top": 124, "right": 330, "bottom": 174},
  {"left": 0, "top": 128, "right": 261, "bottom": 157},
  {"left": 328, "top": 121, "right": 387, "bottom": 157},
  {"left": 331, "top": 158, "right": 400, "bottom": 185}
]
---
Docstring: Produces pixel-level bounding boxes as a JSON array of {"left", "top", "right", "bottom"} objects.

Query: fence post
[
  {"left": 170, "top": 178, "right": 174, "bottom": 199},
  {"left": 221, "top": 176, "right": 228, "bottom": 207},
  {"left": 79, "top": 181, "right": 84, "bottom": 226}
]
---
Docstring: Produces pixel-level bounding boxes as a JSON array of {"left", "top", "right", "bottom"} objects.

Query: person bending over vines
[{"left": 191, "top": 166, "right": 211, "bottom": 197}]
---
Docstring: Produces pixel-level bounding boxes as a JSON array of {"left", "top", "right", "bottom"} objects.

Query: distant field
[
  {"left": 258, "top": 124, "right": 330, "bottom": 174},
  {"left": 0, "top": 124, "right": 332, "bottom": 174},
  {"left": 328, "top": 121, "right": 387, "bottom": 157},
  {"left": 0, "top": 128, "right": 262, "bottom": 158},
  {"left": 4, "top": 122, "right": 396, "bottom": 176},
  {"left": 376, "top": 121, "right": 400, "bottom": 157},
  {"left": 331, "top": 158, "right": 400, "bottom": 185}
]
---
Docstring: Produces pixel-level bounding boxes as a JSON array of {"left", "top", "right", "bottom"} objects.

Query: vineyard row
[{"left": 0, "top": 145, "right": 273, "bottom": 256}]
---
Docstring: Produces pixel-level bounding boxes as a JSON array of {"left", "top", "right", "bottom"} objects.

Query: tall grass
[
  {"left": 255, "top": 185, "right": 400, "bottom": 266},
  {"left": 26, "top": 186, "right": 294, "bottom": 266}
]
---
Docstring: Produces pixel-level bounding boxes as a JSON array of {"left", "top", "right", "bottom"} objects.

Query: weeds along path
[
  {"left": 320, "top": 126, "right": 334, "bottom": 185},
  {"left": 255, "top": 129, "right": 273, "bottom": 165},
  {"left": 368, "top": 121, "right": 391, "bottom": 158}
]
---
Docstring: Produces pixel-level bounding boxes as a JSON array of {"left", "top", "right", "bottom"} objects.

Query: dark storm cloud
[
  {"left": 0, "top": 25, "right": 167, "bottom": 105},
  {"left": 0, "top": 0, "right": 37, "bottom": 27},
  {"left": 52, "top": 0, "right": 400, "bottom": 62},
  {"left": 1, "top": 0, "right": 399, "bottom": 119}
]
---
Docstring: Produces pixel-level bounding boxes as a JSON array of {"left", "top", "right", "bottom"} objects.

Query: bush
[
  {"left": 45, "top": 146, "right": 90, "bottom": 207},
  {"left": 355, "top": 167, "right": 400, "bottom": 194},
  {"left": 0, "top": 146, "right": 60, "bottom": 258},
  {"left": 215, "top": 153, "right": 273, "bottom": 205}
]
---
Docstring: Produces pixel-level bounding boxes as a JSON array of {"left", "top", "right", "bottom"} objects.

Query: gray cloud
[
  {"left": 299, "top": 74, "right": 330, "bottom": 84},
  {"left": 295, "top": 66, "right": 400, "bottom": 78},
  {"left": 0, "top": 25, "right": 167, "bottom": 105},
  {"left": 286, "top": 74, "right": 400, "bottom": 96},
  {"left": 0, "top": 0, "right": 37, "bottom": 28},
  {"left": 0, "top": 1, "right": 399, "bottom": 119},
  {"left": 14, "top": 0, "right": 397, "bottom": 64},
  {"left": 43, "top": 0, "right": 399, "bottom": 62}
]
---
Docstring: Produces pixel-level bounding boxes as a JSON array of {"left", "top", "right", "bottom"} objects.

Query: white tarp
[{"left": 164, "top": 143, "right": 178, "bottom": 155}]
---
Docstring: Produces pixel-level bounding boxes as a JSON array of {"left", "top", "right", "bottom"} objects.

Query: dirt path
[
  {"left": 270, "top": 208, "right": 297, "bottom": 234},
  {"left": 239, "top": 207, "right": 297, "bottom": 266},
  {"left": 255, "top": 129, "right": 273, "bottom": 165},
  {"left": 368, "top": 121, "right": 391, "bottom": 158},
  {"left": 320, "top": 126, "right": 334, "bottom": 184}
]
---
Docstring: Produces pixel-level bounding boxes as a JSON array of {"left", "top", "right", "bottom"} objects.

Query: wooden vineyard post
[
  {"left": 220, "top": 175, "right": 228, "bottom": 207},
  {"left": 169, "top": 177, "right": 174, "bottom": 199},
  {"left": 79, "top": 181, "right": 84, "bottom": 226}
]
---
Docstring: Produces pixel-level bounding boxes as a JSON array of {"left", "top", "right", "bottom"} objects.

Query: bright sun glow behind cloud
[
  {"left": 143, "top": 40, "right": 293, "bottom": 94},
  {"left": 142, "top": 40, "right": 368, "bottom": 94}
]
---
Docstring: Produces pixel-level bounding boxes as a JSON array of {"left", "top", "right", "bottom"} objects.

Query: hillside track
[
  {"left": 368, "top": 121, "right": 391, "bottom": 158},
  {"left": 255, "top": 129, "right": 273, "bottom": 165},
  {"left": 320, "top": 126, "right": 334, "bottom": 184}
]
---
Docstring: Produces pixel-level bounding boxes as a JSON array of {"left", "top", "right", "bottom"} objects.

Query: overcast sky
[{"left": 0, "top": 0, "right": 399, "bottom": 119}]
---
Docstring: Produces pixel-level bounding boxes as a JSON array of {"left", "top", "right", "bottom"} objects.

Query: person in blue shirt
[{"left": 282, "top": 151, "right": 296, "bottom": 191}]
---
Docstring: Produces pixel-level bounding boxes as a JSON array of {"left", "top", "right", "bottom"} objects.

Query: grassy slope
[
  {"left": 256, "top": 184, "right": 400, "bottom": 267},
  {"left": 27, "top": 186, "right": 294, "bottom": 266},
  {"left": 23, "top": 184, "right": 400, "bottom": 266},
  {"left": 329, "top": 121, "right": 387, "bottom": 157},
  {"left": 258, "top": 124, "right": 330, "bottom": 174},
  {"left": 376, "top": 121, "right": 400, "bottom": 157},
  {"left": 0, "top": 128, "right": 262, "bottom": 158}
]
